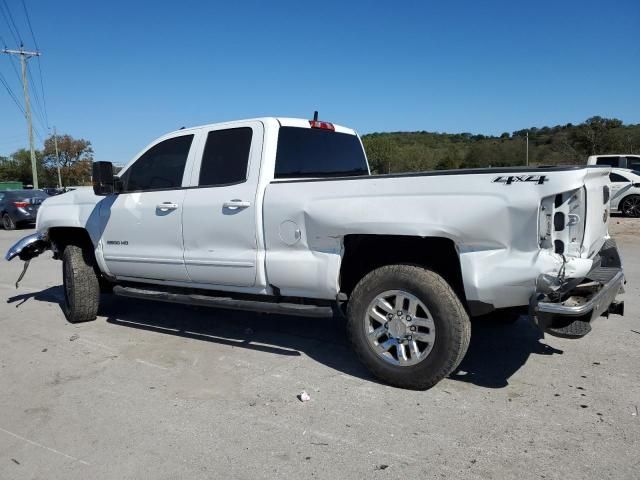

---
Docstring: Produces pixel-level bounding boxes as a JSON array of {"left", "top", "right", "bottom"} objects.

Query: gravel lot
[{"left": 0, "top": 219, "right": 638, "bottom": 479}]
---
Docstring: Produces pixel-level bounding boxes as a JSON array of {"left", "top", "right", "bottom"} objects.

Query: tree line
[
  {"left": 0, "top": 134, "right": 93, "bottom": 187},
  {"left": 2, "top": 116, "right": 638, "bottom": 187},
  {"left": 362, "top": 116, "right": 640, "bottom": 174}
]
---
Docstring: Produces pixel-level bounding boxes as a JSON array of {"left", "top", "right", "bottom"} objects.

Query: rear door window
[
  {"left": 275, "top": 127, "right": 369, "bottom": 179},
  {"left": 198, "top": 128, "right": 253, "bottom": 187}
]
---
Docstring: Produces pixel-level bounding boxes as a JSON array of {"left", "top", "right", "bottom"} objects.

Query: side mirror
[
  {"left": 633, "top": 183, "right": 640, "bottom": 188},
  {"left": 92, "top": 161, "right": 115, "bottom": 196}
]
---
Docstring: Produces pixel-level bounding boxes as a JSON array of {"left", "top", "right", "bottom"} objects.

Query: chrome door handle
[
  {"left": 223, "top": 200, "right": 251, "bottom": 209},
  {"left": 157, "top": 202, "right": 178, "bottom": 211}
]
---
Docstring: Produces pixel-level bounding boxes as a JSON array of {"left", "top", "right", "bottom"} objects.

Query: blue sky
[{"left": 0, "top": 0, "right": 638, "bottom": 162}]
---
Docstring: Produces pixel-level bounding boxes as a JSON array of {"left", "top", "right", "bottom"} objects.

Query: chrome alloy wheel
[
  {"left": 364, "top": 290, "right": 436, "bottom": 366},
  {"left": 622, "top": 196, "right": 640, "bottom": 217}
]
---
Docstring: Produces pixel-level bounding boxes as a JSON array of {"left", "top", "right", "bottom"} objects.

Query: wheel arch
[
  {"left": 48, "top": 226, "right": 96, "bottom": 259},
  {"left": 339, "top": 234, "right": 466, "bottom": 307}
]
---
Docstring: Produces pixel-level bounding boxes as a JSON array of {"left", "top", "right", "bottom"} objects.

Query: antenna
[{"left": 313, "top": 111, "right": 318, "bottom": 121}]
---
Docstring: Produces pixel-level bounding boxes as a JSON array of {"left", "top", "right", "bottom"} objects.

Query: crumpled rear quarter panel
[{"left": 263, "top": 168, "right": 600, "bottom": 307}]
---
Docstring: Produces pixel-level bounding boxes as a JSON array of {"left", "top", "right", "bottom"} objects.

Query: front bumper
[
  {"left": 5, "top": 232, "right": 50, "bottom": 262},
  {"left": 530, "top": 240, "right": 625, "bottom": 338}
]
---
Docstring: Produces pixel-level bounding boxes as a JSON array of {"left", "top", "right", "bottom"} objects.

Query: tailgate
[{"left": 582, "top": 167, "right": 611, "bottom": 258}]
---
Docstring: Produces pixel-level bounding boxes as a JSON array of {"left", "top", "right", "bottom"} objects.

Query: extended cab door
[
  {"left": 181, "top": 122, "right": 263, "bottom": 287},
  {"left": 99, "top": 133, "right": 196, "bottom": 282}
]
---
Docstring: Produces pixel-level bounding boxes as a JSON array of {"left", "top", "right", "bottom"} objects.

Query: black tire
[
  {"left": 620, "top": 195, "right": 640, "bottom": 218},
  {"left": 62, "top": 245, "right": 100, "bottom": 323},
  {"left": 347, "top": 264, "right": 471, "bottom": 390},
  {"left": 2, "top": 213, "right": 16, "bottom": 230}
]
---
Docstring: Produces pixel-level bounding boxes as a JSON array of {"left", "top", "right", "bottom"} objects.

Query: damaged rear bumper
[
  {"left": 530, "top": 240, "right": 625, "bottom": 338},
  {"left": 5, "top": 232, "right": 50, "bottom": 262}
]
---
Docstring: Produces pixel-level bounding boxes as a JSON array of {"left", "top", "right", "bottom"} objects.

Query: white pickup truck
[{"left": 5, "top": 116, "right": 625, "bottom": 389}]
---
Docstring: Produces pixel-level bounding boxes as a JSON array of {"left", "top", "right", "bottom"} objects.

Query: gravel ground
[{"left": 0, "top": 218, "right": 638, "bottom": 479}]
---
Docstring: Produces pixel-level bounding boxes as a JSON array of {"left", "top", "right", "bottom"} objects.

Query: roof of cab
[
  {"left": 589, "top": 154, "right": 640, "bottom": 158},
  {"left": 164, "top": 117, "right": 357, "bottom": 137}
]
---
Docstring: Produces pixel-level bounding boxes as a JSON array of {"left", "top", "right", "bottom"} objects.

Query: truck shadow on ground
[
  {"left": 450, "top": 317, "right": 563, "bottom": 388},
  {"left": 7, "top": 286, "right": 563, "bottom": 389}
]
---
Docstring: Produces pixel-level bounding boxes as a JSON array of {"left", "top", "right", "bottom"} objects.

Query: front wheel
[
  {"left": 62, "top": 245, "right": 100, "bottom": 323},
  {"left": 620, "top": 195, "right": 640, "bottom": 218},
  {"left": 347, "top": 265, "right": 471, "bottom": 390}
]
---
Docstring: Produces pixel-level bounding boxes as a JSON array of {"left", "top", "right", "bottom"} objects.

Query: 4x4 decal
[{"left": 492, "top": 175, "right": 548, "bottom": 185}]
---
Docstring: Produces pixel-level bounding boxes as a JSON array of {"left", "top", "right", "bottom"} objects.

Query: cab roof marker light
[
  {"left": 309, "top": 120, "right": 335, "bottom": 131},
  {"left": 309, "top": 110, "right": 335, "bottom": 131}
]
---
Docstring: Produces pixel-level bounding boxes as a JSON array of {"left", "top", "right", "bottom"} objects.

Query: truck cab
[
  {"left": 587, "top": 154, "right": 640, "bottom": 171},
  {"left": 87, "top": 118, "right": 368, "bottom": 292}
]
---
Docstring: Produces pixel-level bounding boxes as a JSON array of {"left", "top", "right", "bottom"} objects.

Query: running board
[{"left": 112, "top": 285, "right": 335, "bottom": 318}]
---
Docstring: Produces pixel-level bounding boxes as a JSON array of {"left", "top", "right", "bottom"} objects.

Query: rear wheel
[
  {"left": 347, "top": 264, "right": 471, "bottom": 390},
  {"left": 621, "top": 195, "right": 640, "bottom": 217},
  {"left": 2, "top": 213, "right": 15, "bottom": 230},
  {"left": 62, "top": 245, "right": 100, "bottom": 323}
]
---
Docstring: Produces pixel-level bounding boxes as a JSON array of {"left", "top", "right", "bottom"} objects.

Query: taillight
[
  {"left": 309, "top": 120, "right": 335, "bottom": 131},
  {"left": 538, "top": 187, "right": 586, "bottom": 257},
  {"left": 13, "top": 201, "right": 28, "bottom": 208}
]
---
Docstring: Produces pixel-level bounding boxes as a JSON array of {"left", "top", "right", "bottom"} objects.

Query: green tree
[
  {"left": 362, "top": 135, "right": 394, "bottom": 173},
  {"left": 360, "top": 116, "right": 640, "bottom": 174},
  {"left": 43, "top": 134, "right": 94, "bottom": 186},
  {"left": 570, "top": 116, "right": 624, "bottom": 155},
  {"left": 0, "top": 148, "right": 47, "bottom": 186}
]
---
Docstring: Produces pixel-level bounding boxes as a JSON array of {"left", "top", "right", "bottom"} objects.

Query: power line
[
  {"left": 0, "top": 69, "right": 25, "bottom": 116},
  {"left": 21, "top": 0, "right": 48, "bottom": 127},
  {"left": 0, "top": 4, "right": 26, "bottom": 91},
  {"left": 0, "top": 0, "right": 23, "bottom": 46},
  {"left": 7, "top": 52, "right": 22, "bottom": 84},
  {"left": 34, "top": 57, "right": 47, "bottom": 126},
  {"left": 1, "top": 53, "right": 47, "bottom": 134},
  {"left": 21, "top": 0, "right": 37, "bottom": 48},
  {"left": 0, "top": 1, "right": 49, "bottom": 165},
  {"left": 0, "top": 5, "right": 19, "bottom": 46},
  {"left": 26, "top": 62, "right": 47, "bottom": 131}
]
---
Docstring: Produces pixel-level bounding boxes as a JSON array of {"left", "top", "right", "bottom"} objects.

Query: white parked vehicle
[
  {"left": 5, "top": 116, "right": 625, "bottom": 389},
  {"left": 608, "top": 168, "right": 640, "bottom": 217},
  {"left": 587, "top": 154, "right": 640, "bottom": 171}
]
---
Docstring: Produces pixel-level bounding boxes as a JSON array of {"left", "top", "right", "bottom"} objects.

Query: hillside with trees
[{"left": 362, "top": 116, "right": 640, "bottom": 174}]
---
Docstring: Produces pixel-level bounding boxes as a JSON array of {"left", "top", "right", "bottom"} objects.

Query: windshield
[{"left": 275, "top": 127, "right": 369, "bottom": 179}]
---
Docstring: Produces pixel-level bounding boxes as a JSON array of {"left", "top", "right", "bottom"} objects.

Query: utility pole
[
  {"left": 2, "top": 46, "right": 41, "bottom": 189},
  {"left": 526, "top": 131, "right": 529, "bottom": 166},
  {"left": 53, "top": 126, "right": 62, "bottom": 188}
]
